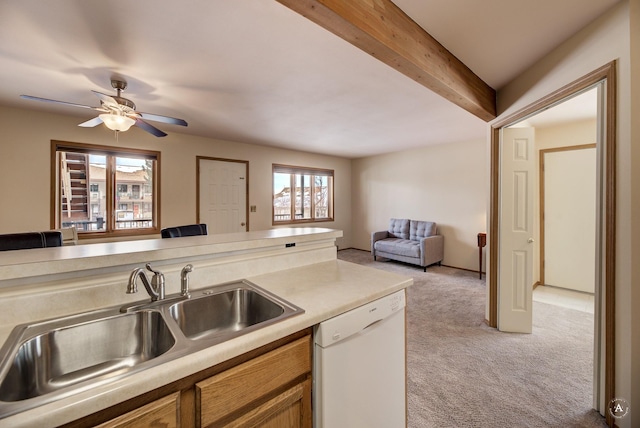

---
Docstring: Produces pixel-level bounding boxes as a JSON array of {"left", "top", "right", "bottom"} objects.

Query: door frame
[
  {"left": 488, "top": 61, "right": 616, "bottom": 424},
  {"left": 539, "top": 144, "right": 596, "bottom": 287},
  {"left": 196, "top": 156, "right": 250, "bottom": 231}
]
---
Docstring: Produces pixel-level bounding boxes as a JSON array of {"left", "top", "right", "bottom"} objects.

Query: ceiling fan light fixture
[
  {"left": 22, "top": 79, "right": 187, "bottom": 137},
  {"left": 99, "top": 113, "right": 135, "bottom": 132}
]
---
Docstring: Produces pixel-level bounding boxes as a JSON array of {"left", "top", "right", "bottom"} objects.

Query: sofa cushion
[
  {"left": 410, "top": 220, "right": 436, "bottom": 241},
  {"left": 388, "top": 218, "right": 410, "bottom": 239},
  {"left": 374, "top": 238, "right": 420, "bottom": 258}
]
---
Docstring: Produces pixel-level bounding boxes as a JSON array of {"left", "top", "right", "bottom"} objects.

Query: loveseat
[{"left": 371, "top": 218, "right": 444, "bottom": 271}]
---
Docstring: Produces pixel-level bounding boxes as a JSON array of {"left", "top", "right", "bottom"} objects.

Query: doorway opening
[
  {"left": 489, "top": 62, "right": 616, "bottom": 424},
  {"left": 521, "top": 87, "right": 598, "bottom": 420}
]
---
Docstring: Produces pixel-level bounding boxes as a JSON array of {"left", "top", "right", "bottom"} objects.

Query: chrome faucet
[
  {"left": 127, "top": 263, "right": 165, "bottom": 301},
  {"left": 180, "top": 264, "right": 194, "bottom": 297}
]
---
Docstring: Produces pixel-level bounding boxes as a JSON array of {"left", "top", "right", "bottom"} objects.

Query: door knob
[
  {"left": 241, "top": 222, "right": 246, "bottom": 227},
  {"left": 528, "top": 238, "right": 535, "bottom": 243}
]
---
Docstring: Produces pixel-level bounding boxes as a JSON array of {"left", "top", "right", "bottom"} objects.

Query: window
[
  {"left": 52, "top": 141, "right": 160, "bottom": 238},
  {"left": 273, "top": 164, "right": 334, "bottom": 224}
]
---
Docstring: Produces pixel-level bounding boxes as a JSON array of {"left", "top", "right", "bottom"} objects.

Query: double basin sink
[{"left": 0, "top": 280, "right": 304, "bottom": 418}]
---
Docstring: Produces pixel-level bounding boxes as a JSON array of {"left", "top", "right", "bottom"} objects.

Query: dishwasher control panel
[{"left": 314, "top": 289, "right": 406, "bottom": 347}]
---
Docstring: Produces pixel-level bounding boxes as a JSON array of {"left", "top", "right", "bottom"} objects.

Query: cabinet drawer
[
  {"left": 196, "top": 335, "right": 311, "bottom": 427},
  {"left": 94, "top": 392, "right": 180, "bottom": 428}
]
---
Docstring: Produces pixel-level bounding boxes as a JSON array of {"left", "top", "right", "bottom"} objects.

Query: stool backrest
[
  {"left": 161, "top": 224, "right": 208, "bottom": 239},
  {"left": 0, "top": 231, "right": 63, "bottom": 252}
]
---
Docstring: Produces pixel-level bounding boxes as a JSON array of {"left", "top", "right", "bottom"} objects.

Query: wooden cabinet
[
  {"left": 93, "top": 392, "right": 180, "bottom": 428},
  {"left": 196, "top": 336, "right": 311, "bottom": 427},
  {"left": 63, "top": 330, "right": 312, "bottom": 428}
]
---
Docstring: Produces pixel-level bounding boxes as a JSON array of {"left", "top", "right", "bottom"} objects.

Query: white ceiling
[{"left": 0, "top": 0, "right": 619, "bottom": 158}]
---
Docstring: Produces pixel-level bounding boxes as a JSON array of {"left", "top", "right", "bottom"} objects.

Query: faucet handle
[
  {"left": 145, "top": 263, "right": 165, "bottom": 300},
  {"left": 145, "top": 263, "right": 165, "bottom": 283},
  {"left": 145, "top": 263, "right": 161, "bottom": 276}
]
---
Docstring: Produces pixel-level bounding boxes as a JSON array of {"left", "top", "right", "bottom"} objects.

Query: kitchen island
[{"left": 0, "top": 228, "right": 412, "bottom": 427}]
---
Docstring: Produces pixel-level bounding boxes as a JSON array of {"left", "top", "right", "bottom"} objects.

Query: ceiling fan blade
[
  {"left": 137, "top": 111, "right": 188, "bottom": 127},
  {"left": 20, "top": 94, "right": 102, "bottom": 111},
  {"left": 78, "top": 116, "right": 104, "bottom": 128},
  {"left": 91, "top": 90, "right": 120, "bottom": 108},
  {"left": 134, "top": 118, "right": 167, "bottom": 137}
]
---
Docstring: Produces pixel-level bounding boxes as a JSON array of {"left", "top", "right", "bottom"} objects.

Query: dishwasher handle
[{"left": 362, "top": 318, "right": 385, "bottom": 331}]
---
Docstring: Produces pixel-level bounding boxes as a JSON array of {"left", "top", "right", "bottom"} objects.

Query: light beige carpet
[{"left": 337, "top": 249, "right": 608, "bottom": 428}]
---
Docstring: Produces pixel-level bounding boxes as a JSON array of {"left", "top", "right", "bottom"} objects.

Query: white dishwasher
[{"left": 313, "top": 289, "right": 406, "bottom": 428}]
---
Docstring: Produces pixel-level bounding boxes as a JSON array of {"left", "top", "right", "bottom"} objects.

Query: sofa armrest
[
  {"left": 371, "top": 230, "right": 390, "bottom": 254},
  {"left": 420, "top": 235, "right": 444, "bottom": 266}
]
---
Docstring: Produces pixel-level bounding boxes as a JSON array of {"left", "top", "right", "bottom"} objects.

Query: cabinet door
[
  {"left": 196, "top": 335, "right": 311, "bottom": 427},
  {"left": 93, "top": 392, "right": 180, "bottom": 428},
  {"left": 223, "top": 379, "right": 311, "bottom": 428}
]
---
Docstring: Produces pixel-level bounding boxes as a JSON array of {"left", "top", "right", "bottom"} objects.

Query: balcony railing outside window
[{"left": 272, "top": 165, "right": 334, "bottom": 225}]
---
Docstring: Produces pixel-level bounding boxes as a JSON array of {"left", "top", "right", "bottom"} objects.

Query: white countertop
[
  {"left": 1, "top": 259, "right": 412, "bottom": 427},
  {"left": 0, "top": 227, "right": 342, "bottom": 283}
]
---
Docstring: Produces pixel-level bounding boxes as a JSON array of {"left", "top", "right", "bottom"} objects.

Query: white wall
[
  {"left": 533, "top": 119, "right": 597, "bottom": 290},
  {"left": 542, "top": 147, "right": 596, "bottom": 293},
  {"left": 0, "top": 106, "right": 353, "bottom": 248},
  {"left": 351, "top": 139, "right": 487, "bottom": 271},
  {"left": 493, "top": 1, "right": 638, "bottom": 425},
  {"left": 533, "top": 119, "right": 597, "bottom": 292}
]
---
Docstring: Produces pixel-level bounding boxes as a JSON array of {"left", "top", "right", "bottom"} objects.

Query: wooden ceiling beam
[{"left": 276, "top": 0, "right": 496, "bottom": 121}]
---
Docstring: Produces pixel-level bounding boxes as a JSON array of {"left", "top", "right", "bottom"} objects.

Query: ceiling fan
[{"left": 21, "top": 79, "right": 188, "bottom": 137}]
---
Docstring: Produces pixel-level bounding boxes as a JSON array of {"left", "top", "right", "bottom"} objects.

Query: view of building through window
[
  {"left": 55, "top": 142, "right": 158, "bottom": 236},
  {"left": 273, "top": 165, "right": 333, "bottom": 223}
]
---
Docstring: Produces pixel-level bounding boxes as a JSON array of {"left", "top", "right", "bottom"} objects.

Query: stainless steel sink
[
  {"left": 0, "top": 279, "right": 303, "bottom": 418},
  {"left": 0, "top": 310, "right": 175, "bottom": 402},
  {"left": 168, "top": 283, "right": 297, "bottom": 341}
]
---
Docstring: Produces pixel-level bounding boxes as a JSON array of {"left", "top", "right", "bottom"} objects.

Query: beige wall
[
  {"left": 540, "top": 146, "right": 596, "bottom": 292},
  {"left": 493, "top": 1, "right": 638, "bottom": 425},
  {"left": 535, "top": 119, "right": 597, "bottom": 149},
  {"left": 351, "top": 139, "right": 487, "bottom": 271},
  {"left": 532, "top": 119, "right": 597, "bottom": 288},
  {"left": 0, "top": 106, "right": 353, "bottom": 248}
]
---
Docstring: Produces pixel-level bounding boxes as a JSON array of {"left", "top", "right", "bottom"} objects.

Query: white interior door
[
  {"left": 198, "top": 159, "right": 247, "bottom": 234},
  {"left": 499, "top": 127, "right": 535, "bottom": 333},
  {"left": 543, "top": 147, "right": 596, "bottom": 293}
]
